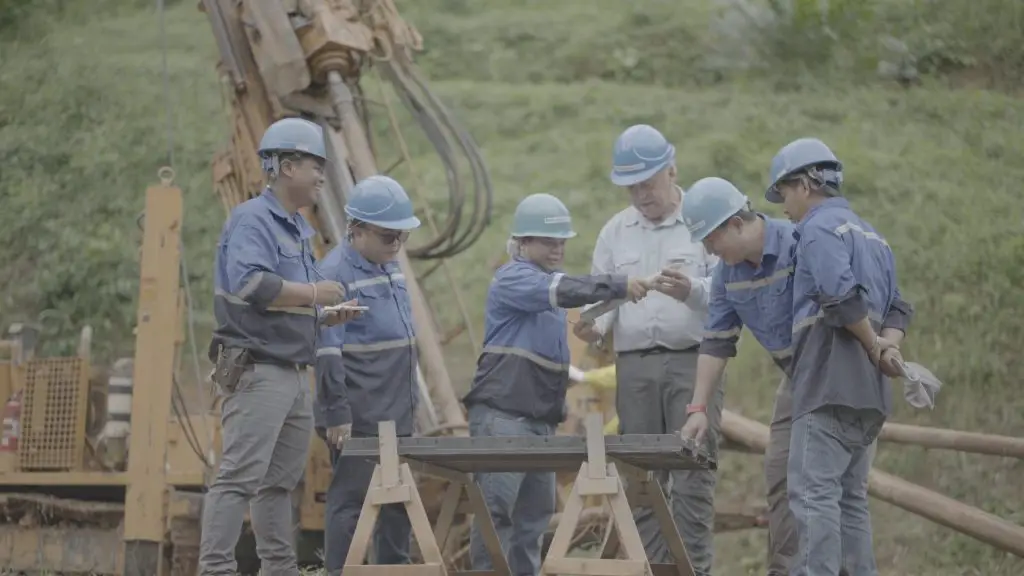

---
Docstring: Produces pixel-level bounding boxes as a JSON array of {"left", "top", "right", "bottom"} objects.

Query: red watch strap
[{"left": 686, "top": 404, "right": 707, "bottom": 414}]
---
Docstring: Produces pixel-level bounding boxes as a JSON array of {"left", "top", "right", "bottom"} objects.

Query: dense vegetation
[{"left": 1, "top": 0, "right": 1022, "bottom": 573}]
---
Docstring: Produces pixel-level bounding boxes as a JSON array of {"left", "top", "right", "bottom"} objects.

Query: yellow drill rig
[
  {"left": 2, "top": 2, "right": 1021, "bottom": 574},
  {"left": 0, "top": 1, "right": 493, "bottom": 573}
]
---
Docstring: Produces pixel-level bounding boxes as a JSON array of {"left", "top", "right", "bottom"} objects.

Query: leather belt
[
  {"left": 248, "top": 351, "right": 310, "bottom": 371},
  {"left": 621, "top": 345, "right": 699, "bottom": 356}
]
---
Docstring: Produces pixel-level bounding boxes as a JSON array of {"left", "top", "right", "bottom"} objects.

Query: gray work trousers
[
  {"left": 322, "top": 431, "right": 412, "bottom": 575},
  {"left": 615, "top": 349, "right": 722, "bottom": 576},
  {"left": 468, "top": 405, "right": 557, "bottom": 576},
  {"left": 764, "top": 377, "right": 799, "bottom": 576},
  {"left": 198, "top": 363, "right": 314, "bottom": 576},
  {"left": 788, "top": 405, "right": 884, "bottom": 576}
]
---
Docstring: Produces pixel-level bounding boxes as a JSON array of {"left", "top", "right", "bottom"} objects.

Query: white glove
[
  {"left": 898, "top": 360, "right": 942, "bottom": 410},
  {"left": 569, "top": 365, "right": 586, "bottom": 383}
]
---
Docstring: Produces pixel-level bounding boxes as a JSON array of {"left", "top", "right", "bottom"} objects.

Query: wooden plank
[
  {"left": 722, "top": 409, "right": 1024, "bottom": 559},
  {"left": 123, "top": 180, "right": 183, "bottom": 576},
  {"left": 0, "top": 471, "right": 127, "bottom": 486},
  {"left": 544, "top": 558, "right": 646, "bottom": 575},
  {"left": 344, "top": 565, "right": 445, "bottom": 576},
  {"left": 240, "top": 0, "right": 310, "bottom": 98},
  {"left": 341, "top": 434, "right": 715, "bottom": 473},
  {"left": 878, "top": 422, "right": 1024, "bottom": 458},
  {"left": 0, "top": 525, "right": 124, "bottom": 574}
]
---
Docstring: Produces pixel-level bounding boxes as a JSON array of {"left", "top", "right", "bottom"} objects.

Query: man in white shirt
[{"left": 574, "top": 124, "right": 721, "bottom": 576}]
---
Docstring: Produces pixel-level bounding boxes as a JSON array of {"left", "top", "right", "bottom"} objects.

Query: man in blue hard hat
[
  {"left": 765, "top": 137, "right": 912, "bottom": 575},
  {"left": 574, "top": 124, "right": 721, "bottom": 574},
  {"left": 675, "top": 176, "right": 801, "bottom": 575},
  {"left": 676, "top": 175, "right": 912, "bottom": 575},
  {"left": 315, "top": 174, "right": 424, "bottom": 575},
  {"left": 463, "top": 193, "right": 651, "bottom": 576},
  {"left": 200, "top": 117, "right": 362, "bottom": 576}
]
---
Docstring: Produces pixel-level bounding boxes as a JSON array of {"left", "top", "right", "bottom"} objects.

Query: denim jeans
[
  {"left": 764, "top": 377, "right": 798, "bottom": 576},
  {"left": 788, "top": 405, "right": 884, "bottom": 576},
  {"left": 468, "top": 404, "right": 556, "bottom": 576}
]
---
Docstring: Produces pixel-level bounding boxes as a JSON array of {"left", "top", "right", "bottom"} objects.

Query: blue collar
[
  {"left": 794, "top": 197, "right": 850, "bottom": 239},
  {"left": 259, "top": 188, "right": 316, "bottom": 240},
  {"left": 343, "top": 241, "right": 391, "bottom": 273},
  {"left": 512, "top": 255, "right": 562, "bottom": 273}
]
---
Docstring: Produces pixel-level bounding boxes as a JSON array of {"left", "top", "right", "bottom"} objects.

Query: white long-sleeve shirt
[{"left": 586, "top": 188, "right": 718, "bottom": 353}]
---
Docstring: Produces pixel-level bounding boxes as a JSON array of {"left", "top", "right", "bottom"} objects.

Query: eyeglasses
[{"left": 370, "top": 228, "right": 410, "bottom": 246}]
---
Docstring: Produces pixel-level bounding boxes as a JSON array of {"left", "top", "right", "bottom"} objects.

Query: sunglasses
[{"left": 369, "top": 228, "right": 410, "bottom": 246}]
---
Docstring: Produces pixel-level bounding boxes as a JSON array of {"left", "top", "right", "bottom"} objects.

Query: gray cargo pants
[
  {"left": 788, "top": 405, "right": 884, "bottom": 576},
  {"left": 616, "top": 349, "right": 723, "bottom": 576},
  {"left": 468, "top": 404, "right": 557, "bottom": 576},
  {"left": 198, "top": 363, "right": 314, "bottom": 576},
  {"left": 322, "top": 431, "right": 412, "bottom": 575},
  {"left": 764, "top": 377, "right": 799, "bottom": 575}
]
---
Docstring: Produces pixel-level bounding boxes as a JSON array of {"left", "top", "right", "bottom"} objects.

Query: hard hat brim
[
  {"left": 259, "top": 147, "right": 330, "bottom": 162},
  {"left": 764, "top": 187, "right": 784, "bottom": 204},
  {"left": 510, "top": 230, "right": 578, "bottom": 239},
  {"left": 689, "top": 208, "right": 737, "bottom": 242},
  {"left": 690, "top": 229, "right": 712, "bottom": 242},
  {"left": 359, "top": 215, "right": 422, "bottom": 231},
  {"left": 609, "top": 163, "right": 665, "bottom": 187}
]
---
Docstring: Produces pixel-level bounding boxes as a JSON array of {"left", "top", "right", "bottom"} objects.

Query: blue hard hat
[
  {"left": 510, "top": 193, "right": 577, "bottom": 239},
  {"left": 345, "top": 175, "right": 422, "bottom": 231},
  {"left": 765, "top": 137, "right": 843, "bottom": 203},
  {"left": 258, "top": 117, "right": 327, "bottom": 161},
  {"left": 682, "top": 177, "right": 751, "bottom": 242},
  {"left": 609, "top": 124, "right": 676, "bottom": 186}
]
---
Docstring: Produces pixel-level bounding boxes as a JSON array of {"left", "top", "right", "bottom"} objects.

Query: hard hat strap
[{"left": 261, "top": 155, "right": 280, "bottom": 176}]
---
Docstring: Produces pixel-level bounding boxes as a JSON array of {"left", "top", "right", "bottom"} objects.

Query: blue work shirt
[
  {"left": 700, "top": 216, "right": 798, "bottom": 373},
  {"left": 463, "top": 257, "right": 628, "bottom": 424},
  {"left": 210, "top": 188, "right": 320, "bottom": 366},
  {"left": 790, "top": 197, "right": 914, "bottom": 420},
  {"left": 315, "top": 242, "right": 419, "bottom": 435}
]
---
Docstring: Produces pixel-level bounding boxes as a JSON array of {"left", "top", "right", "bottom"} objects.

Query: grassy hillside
[{"left": 1, "top": 0, "right": 1023, "bottom": 574}]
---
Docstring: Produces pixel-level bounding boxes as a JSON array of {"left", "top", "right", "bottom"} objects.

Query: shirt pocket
[
  {"left": 760, "top": 271, "right": 795, "bottom": 338},
  {"left": 725, "top": 286, "right": 759, "bottom": 320},
  {"left": 276, "top": 237, "right": 307, "bottom": 282},
  {"left": 354, "top": 280, "right": 391, "bottom": 303},
  {"left": 612, "top": 251, "right": 642, "bottom": 275},
  {"left": 664, "top": 248, "right": 704, "bottom": 277},
  {"left": 390, "top": 277, "right": 416, "bottom": 330}
]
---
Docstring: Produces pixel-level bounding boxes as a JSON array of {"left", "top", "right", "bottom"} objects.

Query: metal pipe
[
  {"left": 314, "top": 117, "right": 351, "bottom": 245},
  {"left": 326, "top": 70, "right": 468, "bottom": 435},
  {"left": 720, "top": 409, "right": 1024, "bottom": 558}
]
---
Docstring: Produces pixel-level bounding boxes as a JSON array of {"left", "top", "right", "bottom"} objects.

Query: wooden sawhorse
[{"left": 341, "top": 414, "right": 716, "bottom": 576}]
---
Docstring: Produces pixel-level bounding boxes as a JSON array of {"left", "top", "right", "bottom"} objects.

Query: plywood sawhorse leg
[
  {"left": 542, "top": 414, "right": 696, "bottom": 576},
  {"left": 599, "top": 459, "right": 697, "bottom": 576},
  {"left": 412, "top": 461, "right": 513, "bottom": 576},
  {"left": 343, "top": 421, "right": 448, "bottom": 576}
]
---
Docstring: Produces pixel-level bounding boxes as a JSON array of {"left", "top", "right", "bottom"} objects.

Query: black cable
[{"left": 368, "top": 53, "right": 494, "bottom": 260}]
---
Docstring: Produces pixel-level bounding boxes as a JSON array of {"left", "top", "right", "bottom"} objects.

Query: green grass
[{"left": 2, "top": 0, "right": 1024, "bottom": 574}]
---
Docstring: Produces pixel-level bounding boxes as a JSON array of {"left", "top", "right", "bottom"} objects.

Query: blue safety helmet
[
  {"left": 609, "top": 124, "right": 676, "bottom": 187},
  {"left": 344, "top": 175, "right": 422, "bottom": 231},
  {"left": 510, "top": 193, "right": 577, "bottom": 239},
  {"left": 682, "top": 177, "right": 751, "bottom": 242},
  {"left": 765, "top": 137, "right": 843, "bottom": 203},
  {"left": 258, "top": 117, "right": 327, "bottom": 160}
]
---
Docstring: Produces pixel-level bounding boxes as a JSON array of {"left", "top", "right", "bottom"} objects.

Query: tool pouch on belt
[{"left": 212, "top": 345, "right": 251, "bottom": 394}]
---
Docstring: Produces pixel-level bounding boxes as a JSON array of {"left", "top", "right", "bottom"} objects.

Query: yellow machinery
[
  {"left": 1, "top": 2, "right": 1020, "bottom": 573},
  {"left": 0, "top": 1, "right": 493, "bottom": 574}
]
